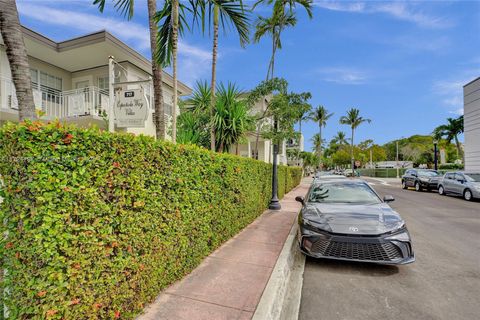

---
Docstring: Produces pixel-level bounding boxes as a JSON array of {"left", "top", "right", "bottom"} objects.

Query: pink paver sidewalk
[{"left": 138, "top": 180, "right": 311, "bottom": 320}]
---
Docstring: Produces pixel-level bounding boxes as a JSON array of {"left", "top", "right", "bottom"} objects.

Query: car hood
[{"left": 301, "top": 203, "right": 404, "bottom": 235}]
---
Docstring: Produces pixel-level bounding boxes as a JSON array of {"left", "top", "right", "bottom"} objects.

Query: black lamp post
[
  {"left": 433, "top": 139, "right": 438, "bottom": 171},
  {"left": 269, "top": 118, "right": 281, "bottom": 210}
]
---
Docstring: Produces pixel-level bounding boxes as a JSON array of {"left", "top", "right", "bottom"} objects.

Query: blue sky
[{"left": 16, "top": 0, "right": 480, "bottom": 152}]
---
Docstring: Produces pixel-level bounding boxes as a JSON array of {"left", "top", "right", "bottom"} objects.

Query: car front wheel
[
  {"left": 464, "top": 189, "right": 473, "bottom": 201},
  {"left": 438, "top": 185, "right": 445, "bottom": 195},
  {"left": 415, "top": 182, "right": 421, "bottom": 192},
  {"left": 402, "top": 180, "right": 407, "bottom": 189}
]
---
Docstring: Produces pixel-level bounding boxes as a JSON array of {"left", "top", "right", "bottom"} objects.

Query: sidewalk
[{"left": 138, "top": 180, "right": 311, "bottom": 320}]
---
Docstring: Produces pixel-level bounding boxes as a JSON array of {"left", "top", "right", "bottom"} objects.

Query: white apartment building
[
  {"left": 228, "top": 95, "right": 288, "bottom": 165},
  {"left": 463, "top": 77, "right": 480, "bottom": 172},
  {"left": 0, "top": 26, "right": 192, "bottom": 136}
]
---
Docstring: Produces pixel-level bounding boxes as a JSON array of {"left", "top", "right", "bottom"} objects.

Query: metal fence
[{"left": 358, "top": 168, "right": 449, "bottom": 178}]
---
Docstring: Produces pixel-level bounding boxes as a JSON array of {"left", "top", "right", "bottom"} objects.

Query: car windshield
[
  {"left": 464, "top": 174, "right": 480, "bottom": 182},
  {"left": 418, "top": 171, "right": 438, "bottom": 177},
  {"left": 308, "top": 182, "right": 382, "bottom": 204}
]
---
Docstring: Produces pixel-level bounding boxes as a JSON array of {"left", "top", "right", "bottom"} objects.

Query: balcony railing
[{"left": 1, "top": 76, "right": 109, "bottom": 119}]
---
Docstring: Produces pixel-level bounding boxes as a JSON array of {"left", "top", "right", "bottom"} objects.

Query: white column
[
  {"left": 108, "top": 56, "right": 115, "bottom": 133},
  {"left": 247, "top": 139, "right": 251, "bottom": 158}
]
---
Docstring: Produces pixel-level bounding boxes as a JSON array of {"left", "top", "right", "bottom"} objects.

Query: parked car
[
  {"left": 438, "top": 172, "right": 480, "bottom": 201},
  {"left": 343, "top": 169, "right": 359, "bottom": 177},
  {"left": 296, "top": 179, "right": 415, "bottom": 265},
  {"left": 314, "top": 171, "right": 347, "bottom": 181},
  {"left": 401, "top": 169, "right": 441, "bottom": 191}
]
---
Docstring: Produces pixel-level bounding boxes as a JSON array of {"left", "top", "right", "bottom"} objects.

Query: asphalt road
[{"left": 299, "top": 178, "right": 480, "bottom": 320}]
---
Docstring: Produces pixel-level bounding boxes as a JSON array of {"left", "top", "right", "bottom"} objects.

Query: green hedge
[{"left": 0, "top": 121, "right": 302, "bottom": 319}]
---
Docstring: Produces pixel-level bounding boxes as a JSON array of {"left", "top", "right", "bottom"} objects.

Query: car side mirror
[
  {"left": 383, "top": 195, "right": 395, "bottom": 202},
  {"left": 295, "top": 196, "right": 305, "bottom": 204}
]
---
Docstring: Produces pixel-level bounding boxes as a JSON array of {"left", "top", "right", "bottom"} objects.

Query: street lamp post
[
  {"left": 433, "top": 139, "right": 438, "bottom": 171},
  {"left": 396, "top": 140, "right": 399, "bottom": 178},
  {"left": 269, "top": 118, "right": 281, "bottom": 210}
]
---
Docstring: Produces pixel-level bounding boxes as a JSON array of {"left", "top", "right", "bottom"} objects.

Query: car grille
[{"left": 310, "top": 239, "right": 403, "bottom": 262}]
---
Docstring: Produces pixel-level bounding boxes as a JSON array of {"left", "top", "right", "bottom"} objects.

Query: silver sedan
[{"left": 438, "top": 172, "right": 480, "bottom": 201}]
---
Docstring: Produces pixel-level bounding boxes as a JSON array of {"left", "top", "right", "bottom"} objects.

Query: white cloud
[
  {"left": 314, "top": 1, "right": 452, "bottom": 29},
  {"left": 433, "top": 73, "right": 477, "bottom": 115},
  {"left": 17, "top": 2, "right": 211, "bottom": 86},
  {"left": 317, "top": 67, "right": 368, "bottom": 85}
]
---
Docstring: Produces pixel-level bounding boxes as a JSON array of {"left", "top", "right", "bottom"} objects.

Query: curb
[{"left": 252, "top": 221, "right": 306, "bottom": 320}]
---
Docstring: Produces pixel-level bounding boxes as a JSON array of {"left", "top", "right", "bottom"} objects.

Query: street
[{"left": 299, "top": 178, "right": 480, "bottom": 320}]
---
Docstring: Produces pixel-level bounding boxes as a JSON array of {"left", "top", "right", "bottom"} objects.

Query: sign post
[{"left": 108, "top": 56, "right": 115, "bottom": 133}]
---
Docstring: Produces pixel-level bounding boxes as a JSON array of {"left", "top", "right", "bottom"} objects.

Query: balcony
[{"left": 0, "top": 76, "right": 109, "bottom": 125}]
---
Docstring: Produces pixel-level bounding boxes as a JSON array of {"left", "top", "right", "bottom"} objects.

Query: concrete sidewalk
[{"left": 138, "top": 180, "right": 311, "bottom": 320}]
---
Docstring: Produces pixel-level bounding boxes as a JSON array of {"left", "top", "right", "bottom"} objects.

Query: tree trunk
[
  {"left": 210, "top": 5, "right": 219, "bottom": 151},
  {"left": 454, "top": 135, "right": 461, "bottom": 159},
  {"left": 0, "top": 0, "right": 37, "bottom": 121},
  {"left": 351, "top": 128, "right": 355, "bottom": 171},
  {"left": 319, "top": 124, "right": 322, "bottom": 158},
  {"left": 147, "top": 0, "right": 165, "bottom": 140},
  {"left": 171, "top": 0, "right": 179, "bottom": 143}
]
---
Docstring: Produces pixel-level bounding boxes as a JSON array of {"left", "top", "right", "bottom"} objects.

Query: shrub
[
  {"left": 0, "top": 121, "right": 302, "bottom": 319},
  {"left": 438, "top": 163, "right": 464, "bottom": 170}
]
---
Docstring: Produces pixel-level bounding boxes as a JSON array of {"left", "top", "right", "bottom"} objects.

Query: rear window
[{"left": 308, "top": 182, "right": 381, "bottom": 205}]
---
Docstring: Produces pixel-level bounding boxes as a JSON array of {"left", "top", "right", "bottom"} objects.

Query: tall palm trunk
[
  {"left": 171, "top": 0, "right": 179, "bottom": 143},
  {"left": 454, "top": 134, "right": 461, "bottom": 159},
  {"left": 148, "top": 0, "right": 165, "bottom": 139},
  {"left": 318, "top": 124, "right": 322, "bottom": 158},
  {"left": 350, "top": 127, "right": 355, "bottom": 171},
  {"left": 254, "top": 29, "right": 279, "bottom": 159},
  {"left": 210, "top": 5, "right": 219, "bottom": 151},
  {"left": 0, "top": 0, "right": 37, "bottom": 121}
]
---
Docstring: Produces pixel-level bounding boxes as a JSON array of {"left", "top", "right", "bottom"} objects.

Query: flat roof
[
  {"left": 3, "top": 26, "right": 191, "bottom": 95},
  {"left": 463, "top": 77, "right": 480, "bottom": 88}
]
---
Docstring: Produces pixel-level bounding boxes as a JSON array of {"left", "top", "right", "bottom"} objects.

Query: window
[
  {"left": 39, "top": 71, "right": 62, "bottom": 94},
  {"left": 445, "top": 173, "right": 454, "bottom": 180},
  {"left": 30, "top": 69, "right": 38, "bottom": 89},
  {"left": 98, "top": 76, "right": 109, "bottom": 90}
]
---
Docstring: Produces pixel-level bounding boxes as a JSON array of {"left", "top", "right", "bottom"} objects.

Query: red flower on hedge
[
  {"left": 37, "top": 291, "right": 47, "bottom": 298},
  {"left": 63, "top": 133, "right": 74, "bottom": 144},
  {"left": 70, "top": 298, "right": 80, "bottom": 305},
  {"left": 5, "top": 242, "right": 13, "bottom": 249},
  {"left": 113, "top": 162, "right": 121, "bottom": 168},
  {"left": 46, "top": 309, "right": 58, "bottom": 317},
  {"left": 93, "top": 302, "right": 103, "bottom": 309},
  {"left": 114, "top": 310, "right": 121, "bottom": 319}
]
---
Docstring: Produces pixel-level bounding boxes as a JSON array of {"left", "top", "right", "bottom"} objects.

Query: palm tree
[
  {"left": 0, "top": 0, "right": 37, "bottom": 121},
  {"left": 309, "top": 105, "right": 333, "bottom": 159},
  {"left": 197, "top": 0, "right": 250, "bottom": 151},
  {"left": 212, "top": 83, "right": 254, "bottom": 152},
  {"left": 332, "top": 131, "right": 348, "bottom": 145},
  {"left": 253, "top": 11, "right": 296, "bottom": 80},
  {"left": 339, "top": 108, "right": 371, "bottom": 172},
  {"left": 94, "top": 0, "right": 166, "bottom": 139},
  {"left": 155, "top": 0, "right": 193, "bottom": 143},
  {"left": 253, "top": 0, "right": 312, "bottom": 80},
  {"left": 433, "top": 115, "right": 464, "bottom": 160},
  {"left": 311, "top": 133, "right": 324, "bottom": 158}
]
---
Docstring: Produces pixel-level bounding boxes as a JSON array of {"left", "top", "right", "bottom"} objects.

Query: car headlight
[{"left": 385, "top": 230, "right": 410, "bottom": 241}]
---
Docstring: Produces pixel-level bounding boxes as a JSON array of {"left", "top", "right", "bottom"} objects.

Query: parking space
[{"left": 299, "top": 179, "right": 480, "bottom": 320}]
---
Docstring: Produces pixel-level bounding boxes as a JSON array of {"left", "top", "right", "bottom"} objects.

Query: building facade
[
  {"left": 228, "top": 95, "right": 288, "bottom": 165},
  {"left": 463, "top": 77, "right": 480, "bottom": 172},
  {"left": 0, "top": 26, "right": 191, "bottom": 136}
]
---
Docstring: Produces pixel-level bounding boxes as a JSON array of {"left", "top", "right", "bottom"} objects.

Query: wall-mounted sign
[{"left": 114, "top": 88, "right": 149, "bottom": 128}]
